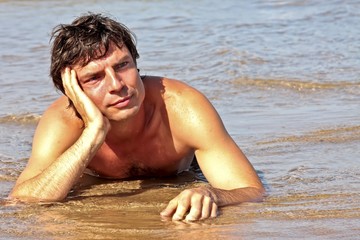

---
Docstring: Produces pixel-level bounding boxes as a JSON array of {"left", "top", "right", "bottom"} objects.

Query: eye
[
  {"left": 84, "top": 74, "right": 101, "bottom": 84},
  {"left": 114, "top": 61, "right": 129, "bottom": 71}
]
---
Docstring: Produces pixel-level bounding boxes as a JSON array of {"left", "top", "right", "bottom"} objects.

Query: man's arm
[
  {"left": 161, "top": 80, "right": 264, "bottom": 221},
  {"left": 9, "top": 68, "right": 109, "bottom": 201}
]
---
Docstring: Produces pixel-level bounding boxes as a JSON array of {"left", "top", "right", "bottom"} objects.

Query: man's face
[{"left": 74, "top": 43, "right": 145, "bottom": 122}]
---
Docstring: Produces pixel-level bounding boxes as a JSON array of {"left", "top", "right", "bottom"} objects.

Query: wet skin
[{"left": 10, "top": 43, "right": 264, "bottom": 221}]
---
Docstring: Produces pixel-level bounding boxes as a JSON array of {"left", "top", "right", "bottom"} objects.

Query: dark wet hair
[{"left": 49, "top": 12, "right": 139, "bottom": 110}]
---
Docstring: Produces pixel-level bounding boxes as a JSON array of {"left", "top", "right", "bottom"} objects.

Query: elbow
[
  {"left": 252, "top": 184, "right": 266, "bottom": 202},
  {"left": 9, "top": 188, "right": 67, "bottom": 203}
]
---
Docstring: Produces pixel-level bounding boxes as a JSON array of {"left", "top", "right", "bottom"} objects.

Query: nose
[{"left": 107, "top": 69, "right": 124, "bottom": 93}]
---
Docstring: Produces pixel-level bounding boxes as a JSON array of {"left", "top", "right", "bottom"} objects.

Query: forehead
[{"left": 74, "top": 43, "right": 131, "bottom": 72}]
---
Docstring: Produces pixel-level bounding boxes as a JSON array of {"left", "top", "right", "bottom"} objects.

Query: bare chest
[{"left": 87, "top": 133, "right": 194, "bottom": 179}]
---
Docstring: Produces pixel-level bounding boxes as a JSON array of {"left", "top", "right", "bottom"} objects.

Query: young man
[{"left": 9, "top": 13, "right": 264, "bottom": 221}]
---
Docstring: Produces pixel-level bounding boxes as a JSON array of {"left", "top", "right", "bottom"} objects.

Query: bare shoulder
[
  {"left": 144, "top": 76, "right": 225, "bottom": 148},
  {"left": 34, "top": 96, "right": 84, "bottom": 154},
  {"left": 143, "top": 76, "right": 205, "bottom": 105},
  {"left": 36, "top": 96, "right": 84, "bottom": 150},
  {"left": 143, "top": 76, "right": 207, "bottom": 115},
  {"left": 40, "top": 96, "right": 84, "bottom": 134},
  {"left": 19, "top": 97, "right": 82, "bottom": 177}
]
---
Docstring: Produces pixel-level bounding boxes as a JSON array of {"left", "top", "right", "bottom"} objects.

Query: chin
[{"left": 107, "top": 106, "right": 140, "bottom": 122}]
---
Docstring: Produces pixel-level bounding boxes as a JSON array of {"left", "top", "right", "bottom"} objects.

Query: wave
[
  {"left": 232, "top": 78, "right": 360, "bottom": 92},
  {"left": 0, "top": 113, "right": 41, "bottom": 125},
  {"left": 258, "top": 125, "right": 360, "bottom": 145}
]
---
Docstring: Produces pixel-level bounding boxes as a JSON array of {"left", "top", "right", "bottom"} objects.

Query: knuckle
[
  {"left": 181, "top": 189, "right": 193, "bottom": 196},
  {"left": 178, "top": 194, "right": 191, "bottom": 204},
  {"left": 203, "top": 195, "right": 213, "bottom": 203}
]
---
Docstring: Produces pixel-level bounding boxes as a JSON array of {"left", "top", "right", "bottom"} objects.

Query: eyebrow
[
  {"left": 78, "top": 55, "right": 132, "bottom": 81},
  {"left": 78, "top": 69, "right": 102, "bottom": 82}
]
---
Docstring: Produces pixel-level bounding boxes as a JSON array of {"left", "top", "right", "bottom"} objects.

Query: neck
[{"left": 106, "top": 103, "right": 151, "bottom": 142}]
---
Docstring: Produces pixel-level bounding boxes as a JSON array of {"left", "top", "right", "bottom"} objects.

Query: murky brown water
[{"left": 1, "top": 0, "right": 359, "bottom": 239}]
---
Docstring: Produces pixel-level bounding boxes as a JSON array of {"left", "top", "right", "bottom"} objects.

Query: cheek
[
  {"left": 83, "top": 86, "right": 107, "bottom": 107},
  {"left": 137, "top": 81, "right": 145, "bottom": 100}
]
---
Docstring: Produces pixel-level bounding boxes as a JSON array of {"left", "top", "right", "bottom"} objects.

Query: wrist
[
  {"left": 199, "top": 185, "right": 220, "bottom": 205},
  {"left": 82, "top": 124, "right": 107, "bottom": 146}
]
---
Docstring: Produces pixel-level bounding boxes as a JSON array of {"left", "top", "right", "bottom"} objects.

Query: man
[{"left": 9, "top": 13, "right": 264, "bottom": 221}]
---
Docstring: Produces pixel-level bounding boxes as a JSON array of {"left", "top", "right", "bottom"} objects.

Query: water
[{"left": 0, "top": 0, "right": 359, "bottom": 239}]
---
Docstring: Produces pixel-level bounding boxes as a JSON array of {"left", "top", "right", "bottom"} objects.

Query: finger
[
  {"left": 210, "top": 202, "right": 218, "bottom": 218},
  {"left": 61, "top": 67, "right": 70, "bottom": 81},
  {"left": 171, "top": 193, "right": 191, "bottom": 221},
  {"left": 173, "top": 201, "right": 190, "bottom": 221},
  {"left": 69, "top": 69, "right": 86, "bottom": 106},
  {"left": 61, "top": 67, "right": 72, "bottom": 96},
  {"left": 69, "top": 69, "right": 83, "bottom": 93},
  {"left": 200, "top": 196, "right": 212, "bottom": 220},
  {"left": 62, "top": 68, "right": 82, "bottom": 101},
  {"left": 160, "top": 198, "right": 178, "bottom": 218},
  {"left": 185, "top": 196, "right": 202, "bottom": 221}
]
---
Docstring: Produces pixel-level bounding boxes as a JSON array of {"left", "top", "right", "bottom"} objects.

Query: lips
[{"left": 109, "top": 95, "right": 132, "bottom": 108}]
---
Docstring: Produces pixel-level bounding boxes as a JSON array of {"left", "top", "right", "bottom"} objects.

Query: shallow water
[{"left": 0, "top": 0, "right": 359, "bottom": 239}]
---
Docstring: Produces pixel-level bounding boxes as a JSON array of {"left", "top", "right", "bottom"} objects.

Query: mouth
[{"left": 109, "top": 95, "right": 132, "bottom": 108}]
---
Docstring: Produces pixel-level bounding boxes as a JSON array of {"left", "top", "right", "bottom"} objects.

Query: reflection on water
[{"left": 0, "top": 0, "right": 359, "bottom": 239}]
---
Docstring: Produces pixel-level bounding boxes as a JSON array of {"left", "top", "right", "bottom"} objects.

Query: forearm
[
  {"left": 10, "top": 127, "right": 105, "bottom": 202},
  {"left": 208, "top": 186, "right": 265, "bottom": 207}
]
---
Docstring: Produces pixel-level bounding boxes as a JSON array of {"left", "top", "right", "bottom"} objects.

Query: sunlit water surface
[{"left": 0, "top": 0, "right": 359, "bottom": 239}]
